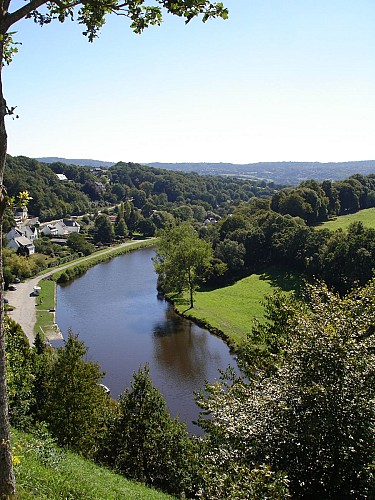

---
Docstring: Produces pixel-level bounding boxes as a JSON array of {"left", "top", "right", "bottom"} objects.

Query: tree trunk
[
  {"left": 188, "top": 268, "right": 194, "bottom": 309},
  {"left": 0, "top": 42, "right": 16, "bottom": 498}
]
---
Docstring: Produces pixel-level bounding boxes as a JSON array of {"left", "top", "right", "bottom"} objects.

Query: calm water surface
[{"left": 56, "top": 247, "right": 237, "bottom": 433}]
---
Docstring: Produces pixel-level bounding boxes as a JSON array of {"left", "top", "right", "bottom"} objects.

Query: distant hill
[
  {"left": 36, "top": 157, "right": 375, "bottom": 185},
  {"left": 36, "top": 157, "right": 116, "bottom": 169},
  {"left": 147, "top": 161, "right": 375, "bottom": 185}
]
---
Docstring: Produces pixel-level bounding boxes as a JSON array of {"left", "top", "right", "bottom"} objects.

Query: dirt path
[{"left": 6, "top": 239, "right": 151, "bottom": 345}]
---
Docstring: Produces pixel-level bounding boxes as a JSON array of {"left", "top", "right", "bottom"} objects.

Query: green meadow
[
  {"left": 317, "top": 207, "right": 375, "bottom": 231},
  {"left": 174, "top": 267, "right": 301, "bottom": 349}
]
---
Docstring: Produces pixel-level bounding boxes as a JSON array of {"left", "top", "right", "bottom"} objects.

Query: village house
[
  {"left": 40, "top": 223, "right": 59, "bottom": 237},
  {"left": 7, "top": 234, "right": 35, "bottom": 255},
  {"left": 63, "top": 219, "right": 80, "bottom": 233},
  {"left": 56, "top": 173, "right": 68, "bottom": 181},
  {"left": 13, "top": 206, "right": 28, "bottom": 224},
  {"left": 41, "top": 219, "right": 80, "bottom": 237}
]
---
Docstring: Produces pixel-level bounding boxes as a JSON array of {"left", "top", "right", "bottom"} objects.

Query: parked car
[
  {"left": 3, "top": 298, "right": 8, "bottom": 304},
  {"left": 8, "top": 285, "right": 17, "bottom": 291},
  {"left": 13, "top": 278, "right": 20, "bottom": 283}
]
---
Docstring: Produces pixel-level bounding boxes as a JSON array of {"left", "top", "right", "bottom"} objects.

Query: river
[{"left": 56, "top": 247, "right": 238, "bottom": 434}]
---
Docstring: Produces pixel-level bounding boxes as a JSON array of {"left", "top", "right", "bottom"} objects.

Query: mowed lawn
[
  {"left": 317, "top": 207, "right": 375, "bottom": 231},
  {"left": 176, "top": 267, "right": 301, "bottom": 347}
]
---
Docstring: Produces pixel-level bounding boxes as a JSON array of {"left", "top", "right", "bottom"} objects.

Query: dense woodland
[
  {"left": 5, "top": 155, "right": 375, "bottom": 294},
  {"left": 37, "top": 156, "right": 375, "bottom": 185},
  {"left": 5, "top": 155, "right": 276, "bottom": 222},
  {"left": 4, "top": 155, "right": 375, "bottom": 498}
]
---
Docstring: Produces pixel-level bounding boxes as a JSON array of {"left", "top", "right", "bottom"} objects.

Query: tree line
[
  {"left": 5, "top": 156, "right": 375, "bottom": 237},
  {"left": 4, "top": 155, "right": 276, "bottom": 224}
]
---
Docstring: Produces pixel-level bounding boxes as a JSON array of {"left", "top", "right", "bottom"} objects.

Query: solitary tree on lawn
[
  {"left": 0, "top": 1, "right": 228, "bottom": 496},
  {"left": 153, "top": 222, "right": 213, "bottom": 308}
]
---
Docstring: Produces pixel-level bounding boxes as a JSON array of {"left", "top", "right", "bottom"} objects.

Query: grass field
[
  {"left": 174, "top": 267, "right": 301, "bottom": 349},
  {"left": 317, "top": 207, "right": 375, "bottom": 231},
  {"left": 34, "top": 279, "right": 59, "bottom": 338},
  {"left": 12, "top": 428, "right": 174, "bottom": 500}
]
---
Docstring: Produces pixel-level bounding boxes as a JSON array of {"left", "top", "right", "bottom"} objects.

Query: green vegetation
[
  {"left": 174, "top": 267, "right": 301, "bottom": 348},
  {"left": 3, "top": 155, "right": 375, "bottom": 497},
  {"left": 101, "top": 366, "right": 193, "bottom": 496},
  {"left": 5, "top": 276, "right": 375, "bottom": 498},
  {"left": 153, "top": 224, "right": 213, "bottom": 308},
  {"left": 34, "top": 280, "right": 57, "bottom": 338},
  {"left": 197, "top": 279, "right": 375, "bottom": 499},
  {"left": 12, "top": 428, "right": 175, "bottom": 500},
  {"left": 4, "top": 155, "right": 275, "bottom": 226},
  {"left": 317, "top": 207, "right": 375, "bottom": 231}
]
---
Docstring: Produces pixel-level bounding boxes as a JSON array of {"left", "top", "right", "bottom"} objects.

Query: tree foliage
[
  {"left": 153, "top": 222, "right": 214, "bottom": 308},
  {"left": 41, "top": 331, "right": 111, "bottom": 456},
  {"left": 5, "top": 318, "right": 34, "bottom": 429},
  {"left": 101, "top": 365, "right": 192, "bottom": 496},
  {"left": 197, "top": 280, "right": 375, "bottom": 499},
  {"left": 93, "top": 213, "right": 114, "bottom": 244}
]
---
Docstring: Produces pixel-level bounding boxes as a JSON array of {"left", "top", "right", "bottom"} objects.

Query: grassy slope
[
  {"left": 12, "top": 429, "right": 175, "bottom": 500},
  {"left": 317, "top": 207, "right": 375, "bottom": 231},
  {"left": 174, "top": 267, "right": 301, "bottom": 348}
]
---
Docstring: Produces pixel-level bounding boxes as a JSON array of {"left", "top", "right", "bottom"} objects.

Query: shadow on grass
[
  {"left": 164, "top": 293, "right": 192, "bottom": 313},
  {"left": 258, "top": 266, "right": 304, "bottom": 296}
]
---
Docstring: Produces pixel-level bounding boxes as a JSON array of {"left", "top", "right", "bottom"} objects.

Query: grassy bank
[
  {"left": 34, "top": 239, "right": 155, "bottom": 337},
  {"left": 12, "top": 428, "right": 175, "bottom": 499},
  {"left": 34, "top": 279, "right": 59, "bottom": 339},
  {"left": 173, "top": 267, "right": 301, "bottom": 350},
  {"left": 317, "top": 207, "right": 375, "bottom": 231}
]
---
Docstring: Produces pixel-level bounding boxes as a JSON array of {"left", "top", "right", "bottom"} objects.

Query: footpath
[{"left": 6, "top": 239, "right": 150, "bottom": 345}]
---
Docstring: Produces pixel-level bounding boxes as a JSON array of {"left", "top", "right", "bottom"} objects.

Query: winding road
[{"left": 6, "top": 239, "right": 151, "bottom": 345}]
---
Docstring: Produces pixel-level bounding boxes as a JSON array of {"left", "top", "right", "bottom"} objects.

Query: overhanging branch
[{"left": 1, "top": 0, "right": 50, "bottom": 32}]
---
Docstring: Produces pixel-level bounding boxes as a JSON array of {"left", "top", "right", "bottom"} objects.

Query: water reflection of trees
[{"left": 153, "top": 305, "right": 223, "bottom": 383}]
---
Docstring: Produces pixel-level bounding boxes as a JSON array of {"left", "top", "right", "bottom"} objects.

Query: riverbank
[
  {"left": 171, "top": 266, "right": 301, "bottom": 352},
  {"left": 6, "top": 238, "right": 155, "bottom": 344}
]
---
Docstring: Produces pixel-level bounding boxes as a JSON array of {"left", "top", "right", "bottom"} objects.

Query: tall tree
[
  {"left": 102, "top": 365, "right": 192, "bottom": 496},
  {"left": 41, "top": 331, "right": 110, "bottom": 456},
  {"left": 0, "top": 3, "right": 228, "bottom": 495},
  {"left": 93, "top": 213, "right": 115, "bottom": 244},
  {"left": 153, "top": 222, "right": 213, "bottom": 308}
]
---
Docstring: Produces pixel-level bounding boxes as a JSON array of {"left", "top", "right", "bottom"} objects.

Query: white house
[
  {"left": 56, "top": 173, "right": 68, "bottom": 181},
  {"left": 41, "top": 224, "right": 59, "bottom": 237},
  {"left": 54, "top": 220, "right": 69, "bottom": 236},
  {"left": 14, "top": 206, "right": 28, "bottom": 223},
  {"left": 18, "top": 224, "right": 38, "bottom": 241},
  {"left": 7, "top": 235, "right": 35, "bottom": 255},
  {"left": 63, "top": 219, "right": 80, "bottom": 233},
  {"left": 41, "top": 219, "right": 80, "bottom": 237},
  {"left": 6, "top": 227, "right": 23, "bottom": 241},
  {"left": 7, "top": 224, "right": 38, "bottom": 242}
]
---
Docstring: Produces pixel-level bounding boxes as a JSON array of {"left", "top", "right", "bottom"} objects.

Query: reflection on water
[{"left": 56, "top": 247, "right": 237, "bottom": 434}]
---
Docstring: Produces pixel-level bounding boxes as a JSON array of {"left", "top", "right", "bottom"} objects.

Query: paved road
[{"left": 6, "top": 239, "right": 151, "bottom": 345}]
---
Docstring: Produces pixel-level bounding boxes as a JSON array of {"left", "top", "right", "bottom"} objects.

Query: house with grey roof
[{"left": 7, "top": 235, "right": 35, "bottom": 256}]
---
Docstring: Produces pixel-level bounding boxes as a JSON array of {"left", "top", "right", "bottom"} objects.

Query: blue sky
[{"left": 5, "top": 0, "right": 375, "bottom": 164}]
